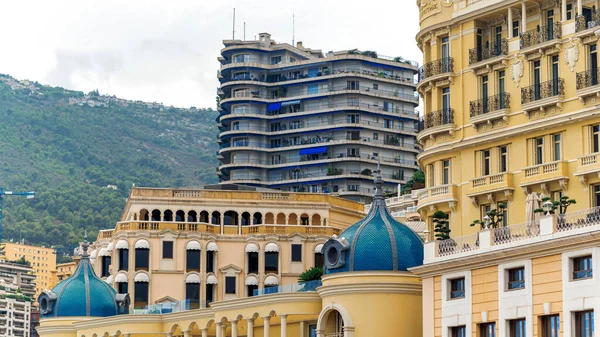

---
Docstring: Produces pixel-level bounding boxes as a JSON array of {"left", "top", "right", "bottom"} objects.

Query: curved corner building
[
  {"left": 216, "top": 33, "right": 420, "bottom": 203},
  {"left": 416, "top": 0, "right": 600, "bottom": 237}
]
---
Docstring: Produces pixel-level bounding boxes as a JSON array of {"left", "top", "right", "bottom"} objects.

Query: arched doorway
[{"left": 317, "top": 304, "right": 354, "bottom": 337}]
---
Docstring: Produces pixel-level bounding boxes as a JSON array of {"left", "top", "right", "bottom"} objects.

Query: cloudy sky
[{"left": 0, "top": 0, "right": 421, "bottom": 108}]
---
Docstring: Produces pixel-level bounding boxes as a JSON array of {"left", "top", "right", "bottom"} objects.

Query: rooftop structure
[{"left": 216, "top": 33, "right": 421, "bottom": 203}]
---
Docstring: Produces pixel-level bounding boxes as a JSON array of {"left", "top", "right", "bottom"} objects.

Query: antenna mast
[
  {"left": 232, "top": 8, "right": 236, "bottom": 39},
  {"left": 292, "top": 13, "right": 295, "bottom": 46},
  {"left": 244, "top": 22, "right": 246, "bottom": 40}
]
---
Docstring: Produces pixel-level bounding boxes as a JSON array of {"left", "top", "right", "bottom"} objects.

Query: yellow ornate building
[
  {"left": 36, "top": 182, "right": 425, "bottom": 337},
  {"left": 416, "top": 0, "right": 600, "bottom": 237}
]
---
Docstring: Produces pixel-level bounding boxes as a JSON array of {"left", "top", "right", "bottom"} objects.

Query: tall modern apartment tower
[{"left": 216, "top": 33, "right": 420, "bottom": 203}]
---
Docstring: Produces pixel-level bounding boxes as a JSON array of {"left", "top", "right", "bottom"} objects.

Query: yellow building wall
[
  {"left": 3, "top": 242, "right": 56, "bottom": 296},
  {"left": 532, "top": 254, "right": 563, "bottom": 337},
  {"left": 434, "top": 275, "right": 442, "bottom": 337},
  {"left": 471, "top": 266, "right": 499, "bottom": 337}
]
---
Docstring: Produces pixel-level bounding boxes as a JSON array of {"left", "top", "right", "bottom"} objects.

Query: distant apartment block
[
  {"left": 0, "top": 261, "right": 34, "bottom": 337},
  {"left": 216, "top": 33, "right": 420, "bottom": 203}
]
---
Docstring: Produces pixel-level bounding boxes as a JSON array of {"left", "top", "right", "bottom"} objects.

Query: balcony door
[
  {"left": 494, "top": 26, "right": 502, "bottom": 54},
  {"left": 441, "top": 37, "right": 450, "bottom": 71},
  {"left": 547, "top": 10, "right": 554, "bottom": 40},
  {"left": 583, "top": 7, "right": 593, "bottom": 26},
  {"left": 591, "top": 44, "right": 598, "bottom": 86},
  {"left": 551, "top": 55, "right": 559, "bottom": 96},
  {"left": 498, "top": 70, "right": 506, "bottom": 109},
  {"left": 476, "top": 29, "right": 483, "bottom": 62},
  {"left": 481, "top": 75, "right": 489, "bottom": 113},
  {"left": 442, "top": 87, "right": 451, "bottom": 119},
  {"left": 533, "top": 61, "right": 541, "bottom": 100}
]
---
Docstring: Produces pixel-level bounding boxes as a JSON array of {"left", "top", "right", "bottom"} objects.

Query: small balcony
[
  {"left": 575, "top": 153, "right": 600, "bottom": 188},
  {"left": 469, "top": 93, "right": 510, "bottom": 129},
  {"left": 468, "top": 39, "right": 508, "bottom": 68},
  {"left": 416, "top": 184, "right": 458, "bottom": 212},
  {"left": 520, "top": 23, "right": 562, "bottom": 52},
  {"left": 417, "top": 108, "right": 455, "bottom": 142},
  {"left": 575, "top": 12, "right": 600, "bottom": 36},
  {"left": 467, "top": 172, "right": 514, "bottom": 199},
  {"left": 519, "top": 161, "right": 569, "bottom": 193},
  {"left": 417, "top": 57, "right": 453, "bottom": 92},
  {"left": 520, "top": 79, "right": 564, "bottom": 114},
  {"left": 576, "top": 68, "right": 600, "bottom": 101}
]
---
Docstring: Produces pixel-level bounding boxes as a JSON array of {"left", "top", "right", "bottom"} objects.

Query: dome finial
[
  {"left": 373, "top": 157, "right": 384, "bottom": 200},
  {"left": 81, "top": 231, "right": 90, "bottom": 258}
]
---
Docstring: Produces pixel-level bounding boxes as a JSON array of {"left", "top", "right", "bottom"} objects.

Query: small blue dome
[
  {"left": 323, "top": 173, "right": 424, "bottom": 273},
  {"left": 39, "top": 238, "right": 129, "bottom": 318}
]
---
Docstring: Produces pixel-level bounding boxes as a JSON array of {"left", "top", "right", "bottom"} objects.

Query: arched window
[
  {"left": 312, "top": 214, "right": 322, "bottom": 226},
  {"left": 151, "top": 209, "right": 161, "bottom": 221},
  {"left": 253, "top": 212, "right": 262, "bottom": 225},
  {"left": 115, "top": 273, "right": 128, "bottom": 294},
  {"left": 224, "top": 211, "right": 238, "bottom": 226},
  {"left": 186, "top": 241, "right": 201, "bottom": 272},
  {"left": 139, "top": 209, "right": 149, "bottom": 221},
  {"left": 188, "top": 211, "right": 198, "bottom": 222},
  {"left": 99, "top": 248, "right": 111, "bottom": 277},
  {"left": 133, "top": 273, "right": 149, "bottom": 309},
  {"left": 134, "top": 240, "right": 150, "bottom": 271},
  {"left": 301, "top": 213, "right": 310, "bottom": 226},
  {"left": 175, "top": 210, "right": 185, "bottom": 222},
  {"left": 314, "top": 243, "right": 324, "bottom": 268},
  {"left": 211, "top": 211, "right": 221, "bottom": 225},
  {"left": 200, "top": 211, "right": 209, "bottom": 223},
  {"left": 164, "top": 210, "right": 173, "bottom": 222},
  {"left": 206, "top": 274, "right": 218, "bottom": 304},
  {"left": 245, "top": 243, "right": 259, "bottom": 274},
  {"left": 245, "top": 275, "right": 258, "bottom": 297},
  {"left": 241, "top": 212, "right": 251, "bottom": 226},
  {"left": 264, "top": 243, "right": 279, "bottom": 274},
  {"left": 206, "top": 242, "right": 218, "bottom": 273},
  {"left": 276, "top": 213, "right": 286, "bottom": 224},
  {"left": 115, "top": 240, "right": 129, "bottom": 271},
  {"left": 288, "top": 213, "right": 298, "bottom": 225},
  {"left": 185, "top": 274, "right": 201, "bottom": 309}
]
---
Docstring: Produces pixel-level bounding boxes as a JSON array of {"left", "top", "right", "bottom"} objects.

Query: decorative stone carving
[
  {"left": 565, "top": 39, "right": 579, "bottom": 72},
  {"left": 510, "top": 57, "right": 524, "bottom": 87}
]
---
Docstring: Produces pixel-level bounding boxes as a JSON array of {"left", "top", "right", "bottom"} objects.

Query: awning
[
  {"left": 115, "top": 240, "right": 129, "bottom": 250},
  {"left": 134, "top": 273, "right": 150, "bottom": 283},
  {"left": 314, "top": 243, "right": 324, "bottom": 254},
  {"left": 264, "top": 243, "right": 279, "bottom": 252},
  {"left": 264, "top": 275, "right": 279, "bottom": 286},
  {"left": 281, "top": 100, "right": 301, "bottom": 106},
  {"left": 299, "top": 146, "right": 327, "bottom": 156},
  {"left": 245, "top": 243, "right": 260, "bottom": 253},
  {"left": 186, "top": 241, "right": 202, "bottom": 251},
  {"left": 185, "top": 274, "right": 201, "bottom": 284},
  {"left": 206, "top": 274, "right": 218, "bottom": 285},
  {"left": 98, "top": 248, "right": 110, "bottom": 257},
  {"left": 134, "top": 239, "right": 150, "bottom": 249},
  {"left": 107, "top": 242, "right": 115, "bottom": 252},
  {"left": 115, "top": 273, "right": 128, "bottom": 283},
  {"left": 267, "top": 102, "right": 282, "bottom": 111},
  {"left": 105, "top": 275, "right": 114, "bottom": 284},
  {"left": 206, "top": 242, "right": 219, "bottom": 252},
  {"left": 245, "top": 275, "right": 259, "bottom": 286}
]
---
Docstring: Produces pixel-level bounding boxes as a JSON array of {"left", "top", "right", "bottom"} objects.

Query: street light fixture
[
  {"left": 483, "top": 215, "right": 491, "bottom": 229},
  {"left": 543, "top": 200, "right": 553, "bottom": 216}
]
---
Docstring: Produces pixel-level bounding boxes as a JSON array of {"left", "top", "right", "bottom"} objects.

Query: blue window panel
[
  {"left": 308, "top": 84, "right": 319, "bottom": 95},
  {"left": 299, "top": 146, "right": 328, "bottom": 155}
]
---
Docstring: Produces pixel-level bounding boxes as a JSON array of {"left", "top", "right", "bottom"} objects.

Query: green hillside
[{"left": 0, "top": 74, "right": 219, "bottom": 255}]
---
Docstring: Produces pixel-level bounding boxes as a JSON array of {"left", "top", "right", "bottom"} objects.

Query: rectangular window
[
  {"left": 573, "top": 255, "right": 593, "bottom": 280},
  {"left": 450, "top": 326, "right": 466, "bottom": 337},
  {"left": 442, "top": 87, "right": 451, "bottom": 111},
  {"left": 507, "top": 267, "right": 525, "bottom": 290},
  {"left": 247, "top": 284, "right": 258, "bottom": 297},
  {"left": 270, "top": 56, "right": 282, "bottom": 65},
  {"left": 206, "top": 251, "right": 215, "bottom": 273},
  {"left": 479, "top": 322, "right": 496, "bottom": 337},
  {"left": 541, "top": 314, "right": 560, "bottom": 337},
  {"left": 347, "top": 114, "right": 360, "bottom": 124},
  {"left": 594, "top": 185, "right": 600, "bottom": 207},
  {"left": 134, "top": 282, "right": 149, "bottom": 309},
  {"left": 593, "top": 125, "right": 600, "bottom": 153},
  {"left": 575, "top": 310, "right": 594, "bottom": 337},
  {"left": 535, "top": 137, "right": 544, "bottom": 165},
  {"left": 509, "top": 319, "right": 526, "bottom": 337},
  {"left": 567, "top": 3, "right": 573, "bottom": 20},
  {"left": 481, "top": 204, "right": 492, "bottom": 221},
  {"left": 499, "top": 146, "right": 508, "bottom": 173},
  {"left": 450, "top": 278, "right": 465, "bottom": 299},
  {"left": 347, "top": 97, "right": 359, "bottom": 106},
  {"left": 551, "top": 55, "right": 560, "bottom": 95},
  {"left": 513, "top": 20, "right": 520, "bottom": 38},
  {"left": 443, "top": 159, "right": 451, "bottom": 185},
  {"left": 117, "top": 282, "right": 128, "bottom": 294},
  {"left": 162, "top": 241, "right": 173, "bottom": 259},
  {"left": 186, "top": 250, "right": 200, "bottom": 272},
  {"left": 383, "top": 101, "right": 394, "bottom": 112},
  {"left": 135, "top": 248, "right": 149, "bottom": 271},
  {"left": 186, "top": 283, "right": 200, "bottom": 309},
  {"left": 481, "top": 75, "right": 489, "bottom": 112},
  {"left": 248, "top": 252, "right": 259, "bottom": 274},
  {"left": 553, "top": 134, "right": 562, "bottom": 161},
  {"left": 265, "top": 252, "right": 279, "bottom": 274},
  {"left": 291, "top": 244, "right": 302, "bottom": 262},
  {"left": 346, "top": 80, "right": 360, "bottom": 90},
  {"left": 307, "top": 83, "right": 319, "bottom": 95},
  {"left": 315, "top": 252, "right": 324, "bottom": 268},
  {"left": 591, "top": 44, "right": 598, "bottom": 85},
  {"left": 384, "top": 119, "right": 393, "bottom": 128},
  {"left": 482, "top": 149, "right": 491, "bottom": 176},
  {"left": 234, "top": 54, "right": 249, "bottom": 63},
  {"left": 225, "top": 276, "right": 236, "bottom": 294},
  {"left": 118, "top": 249, "right": 129, "bottom": 271}
]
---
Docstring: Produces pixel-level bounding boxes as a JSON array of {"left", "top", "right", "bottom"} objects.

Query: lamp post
[
  {"left": 543, "top": 200, "right": 554, "bottom": 216},
  {"left": 483, "top": 215, "right": 492, "bottom": 229}
]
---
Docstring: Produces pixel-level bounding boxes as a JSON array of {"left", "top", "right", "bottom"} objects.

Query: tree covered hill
[{"left": 0, "top": 74, "right": 218, "bottom": 254}]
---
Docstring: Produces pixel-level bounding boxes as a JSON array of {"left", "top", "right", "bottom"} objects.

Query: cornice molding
[
  {"left": 209, "top": 292, "right": 321, "bottom": 313},
  {"left": 318, "top": 282, "right": 422, "bottom": 296}
]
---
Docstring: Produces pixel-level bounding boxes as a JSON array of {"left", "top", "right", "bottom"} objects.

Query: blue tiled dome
[
  {"left": 39, "top": 238, "right": 129, "bottom": 318},
  {"left": 323, "top": 171, "right": 424, "bottom": 274}
]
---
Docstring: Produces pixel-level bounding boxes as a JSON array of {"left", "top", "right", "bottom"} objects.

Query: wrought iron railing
[
  {"left": 576, "top": 12, "right": 600, "bottom": 32},
  {"left": 576, "top": 68, "right": 600, "bottom": 90},
  {"left": 520, "top": 22, "right": 562, "bottom": 49},
  {"left": 520, "top": 79, "right": 564, "bottom": 104},
  {"left": 469, "top": 93, "right": 510, "bottom": 117},
  {"left": 418, "top": 57, "right": 454, "bottom": 82},
  {"left": 468, "top": 39, "right": 508, "bottom": 64},
  {"left": 418, "top": 108, "right": 454, "bottom": 131}
]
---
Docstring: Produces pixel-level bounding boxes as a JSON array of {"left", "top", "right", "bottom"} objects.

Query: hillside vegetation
[{"left": 0, "top": 74, "right": 218, "bottom": 256}]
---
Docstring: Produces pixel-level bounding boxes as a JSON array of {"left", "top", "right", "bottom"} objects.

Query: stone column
[
  {"left": 220, "top": 215, "right": 225, "bottom": 234},
  {"left": 285, "top": 214, "right": 289, "bottom": 225},
  {"left": 250, "top": 215, "right": 254, "bottom": 226},
  {"left": 231, "top": 320, "right": 238, "bottom": 337},
  {"left": 562, "top": 0, "right": 567, "bottom": 21},
  {"left": 263, "top": 316, "right": 271, "bottom": 337},
  {"left": 216, "top": 323, "right": 223, "bottom": 337},
  {"left": 221, "top": 323, "right": 227, "bottom": 337},
  {"left": 522, "top": 2, "right": 527, "bottom": 33},
  {"left": 183, "top": 331, "right": 190, "bottom": 337},
  {"left": 578, "top": 0, "right": 583, "bottom": 16},
  {"left": 316, "top": 329, "right": 325, "bottom": 337},
  {"left": 508, "top": 7, "right": 514, "bottom": 38},
  {"left": 201, "top": 328, "right": 208, "bottom": 337},
  {"left": 247, "top": 318, "right": 255, "bottom": 337},
  {"left": 280, "top": 314, "right": 288, "bottom": 337}
]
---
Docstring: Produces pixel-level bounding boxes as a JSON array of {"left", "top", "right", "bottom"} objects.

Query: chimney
[{"left": 296, "top": 41, "right": 303, "bottom": 49}]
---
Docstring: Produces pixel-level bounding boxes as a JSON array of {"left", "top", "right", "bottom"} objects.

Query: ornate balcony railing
[
  {"left": 418, "top": 108, "right": 454, "bottom": 131},
  {"left": 520, "top": 79, "right": 564, "bottom": 105},
  {"left": 468, "top": 39, "right": 508, "bottom": 64},
  {"left": 576, "top": 68, "right": 600, "bottom": 90},
  {"left": 469, "top": 93, "right": 510, "bottom": 117},
  {"left": 576, "top": 12, "right": 600, "bottom": 32},
  {"left": 520, "top": 22, "right": 562, "bottom": 49},
  {"left": 418, "top": 57, "right": 454, "bottom": 82}
]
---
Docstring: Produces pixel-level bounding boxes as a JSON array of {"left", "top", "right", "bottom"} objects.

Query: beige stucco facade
[{"left": 2, "top": 242, "right": 56, "bottom": 297}]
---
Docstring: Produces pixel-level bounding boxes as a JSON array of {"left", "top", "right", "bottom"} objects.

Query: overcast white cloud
[{"left": 0, "top": 0, "right": 421, "bottom": 108}]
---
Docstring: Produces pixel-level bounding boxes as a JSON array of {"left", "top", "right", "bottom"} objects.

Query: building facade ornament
[
  {"left": 564, "top": 39, "right": 580, "bottom": 72},
  {"left": 510, "top": 57, "right": 524, "bottom": 87}
]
